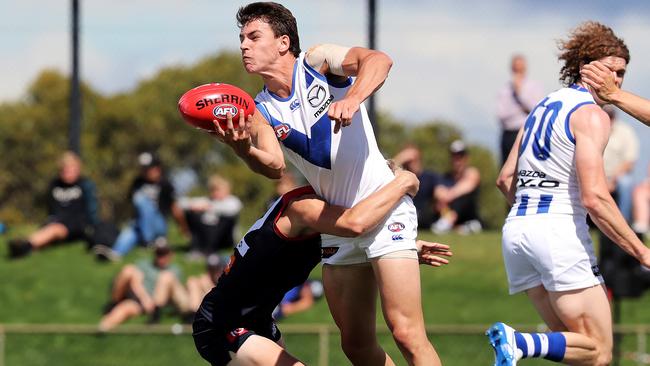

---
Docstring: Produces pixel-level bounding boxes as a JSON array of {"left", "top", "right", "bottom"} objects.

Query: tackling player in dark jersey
[{"left": 193, "top": 169, "right": 452, "bottom": 366}]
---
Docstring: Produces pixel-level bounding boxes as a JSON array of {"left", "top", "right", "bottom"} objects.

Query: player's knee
[
  {"left": 390, "top": 324, "right": 427, "bottom": 354},
  {"left": 594, "top": 348, "right": 612, "bottom": 366}
]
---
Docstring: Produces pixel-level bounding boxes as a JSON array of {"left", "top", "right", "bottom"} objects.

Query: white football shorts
[
  {"left": 501, "top": 215, "right": 603, "bottom": 294},
  {"left": 321, "top": 196, "right": 418, "bottom": 265}
]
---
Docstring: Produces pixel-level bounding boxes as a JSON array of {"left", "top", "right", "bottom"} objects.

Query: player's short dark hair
[
  {"left": 557, "top": 21, "right": 630, "bottom": 86},
  {"left": 237, "top": 2, "right": 301, "bottom": 57}
]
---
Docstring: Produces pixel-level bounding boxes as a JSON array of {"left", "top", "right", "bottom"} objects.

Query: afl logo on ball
[
  {"left": 387, "top": 222, "right": 405, "bottom": 232},
  {"left": 307, "top": 85, "right": 326, "bottom": 107},
  {"left": 212, "top": 104, "right": 238, "bottom": 119},
  {"left": 274, "top": 123, "right": 292, "bottom": 140}
]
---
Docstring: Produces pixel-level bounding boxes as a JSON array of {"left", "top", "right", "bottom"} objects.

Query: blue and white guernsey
[
  {"left": 254, "top": 52, "right": 395, "bottom": 208},
  {"left": 509, "top": 85, "right": 596, "bottom": 219}
]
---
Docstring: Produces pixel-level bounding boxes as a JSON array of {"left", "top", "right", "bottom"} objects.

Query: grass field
[{"left": 1, "top": 229, "right": 649, "bottom": 365}]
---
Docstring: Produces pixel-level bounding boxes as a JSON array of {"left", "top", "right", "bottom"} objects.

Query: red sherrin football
[{"left": 178, "top": 83, "right": 255, "bottom": 132}]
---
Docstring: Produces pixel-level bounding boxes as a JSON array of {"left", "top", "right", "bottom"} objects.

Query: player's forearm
[
  {"left": 344, "top": 52, "right": 392, "bottom": 104},
  {"left": 341, "top": 176, "right": 410, "bottom": 236},
  {"left": 610, "top": 89, "right": 650, "bottom": 126},
  {"left": 236, "top": 145, "right": 285, "bottom": 179},
  {"left": 584, "top": 191, "right": 648, "bottom": 259}
]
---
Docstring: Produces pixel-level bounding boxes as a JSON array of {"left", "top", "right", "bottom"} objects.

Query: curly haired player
[{"left": 487, "top": 21, "right": 650, "bottom": 366}]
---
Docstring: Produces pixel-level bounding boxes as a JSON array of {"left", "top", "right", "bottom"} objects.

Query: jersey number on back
[{"left": 519, "top": 99, "right": 563, "bottom": 161}]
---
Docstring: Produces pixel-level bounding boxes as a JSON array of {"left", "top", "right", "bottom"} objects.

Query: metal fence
[{"left": 1, "top": 323, "right": 649, "bottom": 366}]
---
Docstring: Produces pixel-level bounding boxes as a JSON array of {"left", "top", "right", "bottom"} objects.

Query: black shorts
[
  {"left": 46, "top": 216, "right": 87, "bottom": 240},
  {"left": 192, "top": 308, "right": 281, "bottom": 366}
]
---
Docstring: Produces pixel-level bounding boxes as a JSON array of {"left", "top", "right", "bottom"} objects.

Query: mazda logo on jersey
[
  {"left": 307, "top": 85, "right": 327, "bottom": 107},
  {"left": 274, "top": 123, "right": 292, "bottom": 140},
  {"left": 387, "top": 222, "right": 405, "bottom": 232}
]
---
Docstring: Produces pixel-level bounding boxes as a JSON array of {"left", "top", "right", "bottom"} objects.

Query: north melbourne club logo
[{"left": 307, "top": 85, "right": 326, "bottom": 107}]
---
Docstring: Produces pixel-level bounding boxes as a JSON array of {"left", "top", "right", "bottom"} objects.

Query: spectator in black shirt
[
  {"left": 94, "top": 152, "right": 188, "bottom": 261},
  {"left": 393, "top": 144, "right": 441, "bottom": 229},
  {"left": 9, "top": 151, "right": 98, "bottom": 258}
]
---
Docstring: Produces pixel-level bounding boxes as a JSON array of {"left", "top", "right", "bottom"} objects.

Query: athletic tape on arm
[{"left": 305, "top": 44, "right": 351, "bottom": 76}]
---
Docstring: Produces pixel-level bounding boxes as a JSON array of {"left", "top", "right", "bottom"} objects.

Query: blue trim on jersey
[
  {"left": 569, "top": 84, "right": 589, "bottom": 93},
  {"left": 280, "top": 113, "right": 332, "bottom": 169},
  {"left": 304, "top": 69, "right": 315, "bottom": 88},
  {"left": 303, "top": 57, "right": 353, "bottom": 88},
  {"left": 327, "top": 76, "right": 353, "bottom": 88},
  {"left": 303, "top": 58, "right": 328, "bottom": 83},
  {"left": 255, "top": 102, "right": 273, "bottom": 126},
  {"left": 537, "top": 194, "right": 553, "bottom": 214},
  {"left": 564, "top": 101, "right": 596, "bottom": 144},
  {"left": 265, "top": 60, "right": 299, "bottom": 102},
  {"left": 516, "top": 194, "right": 529, "bottom": 216}
]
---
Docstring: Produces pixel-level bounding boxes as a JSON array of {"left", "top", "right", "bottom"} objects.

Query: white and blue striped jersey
[
  {"left": 254, "top": 51, "right": 395, "bottom": 208},
  {"left": 508, "top": 85, "right": 596, "bottom": 219}
]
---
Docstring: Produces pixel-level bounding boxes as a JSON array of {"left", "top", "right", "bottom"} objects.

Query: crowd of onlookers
[
  {"left": 393, "top": 140, "right": 483, "bottom": 235},
  {"left": 2, "top": 109, "right": 648, "bottom": 328},
  {"left": 2, "top": 150, "right": 327, "bottom": 329}
]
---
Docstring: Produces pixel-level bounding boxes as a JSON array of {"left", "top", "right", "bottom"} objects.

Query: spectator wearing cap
[
  {"left": 98, "top": 242, "right": 188, "bottom": 332},
  {"left": 272, "top": 279, "right": 324, "bottom": 320},
  {"left": 9, "top": 151, "right": 99, "bottom": 259},
  {"left": 186, "top": 254, "right": 227, "bottom": 313},
  {"left": 94, "top": 152, "right": 188, "bottom": 261},
  {"left": 393, "top": 144, "right": 441, "bottom": 229},
  {"left": 179, "top": 174, "right": 242, "bottom": 259},
  {"left": 431, "top": 140, "right": 483, "bottom": 235}
]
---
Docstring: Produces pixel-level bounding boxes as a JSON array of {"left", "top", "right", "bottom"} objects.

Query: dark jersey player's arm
[{"left": 287, "top": 170, "right": 419, "bottom": 238}]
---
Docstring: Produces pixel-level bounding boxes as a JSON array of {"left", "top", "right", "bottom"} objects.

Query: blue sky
[{"left": 1, "top": 0, "right": 648, "bottom": 181}]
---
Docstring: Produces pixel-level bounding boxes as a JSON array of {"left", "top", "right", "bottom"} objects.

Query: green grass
[{"left": 1, "top": 230, "right": 649, "bottom": 365}]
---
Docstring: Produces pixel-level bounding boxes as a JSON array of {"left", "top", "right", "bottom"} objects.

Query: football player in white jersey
[
  {"left": 487, "top": 21, "right": 650, "bottom": 366},
  {"left": 211, "top": 2, "right": 441, "bottom": 365}
]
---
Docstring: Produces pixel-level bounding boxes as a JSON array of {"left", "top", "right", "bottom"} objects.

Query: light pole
[{"left": 69, "top": 0, "right": 81, "bottom": 155}]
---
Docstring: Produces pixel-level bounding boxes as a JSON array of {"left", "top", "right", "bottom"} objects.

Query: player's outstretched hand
[
  {"left": 580, "top": 61, "right": 619, "bottom": 103},
  {"left": 328, "top": 97, "right": 361, "bottom": 133},
  {"left": 210, "top": 110, "right": 253, "bottom": 154},
  {"left": 416, "top": 240, "right": 452, "bottom": 267}
]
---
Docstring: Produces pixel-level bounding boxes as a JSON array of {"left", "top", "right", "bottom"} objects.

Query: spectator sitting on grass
[
  {"left": 431, "top": 140, "right": 483, "bottom": 235},
  {"left": 94, "top": 152, "right": 189, "bottom": 261},
  {"left": 180, "top": 174, "right": 242, "bottom": 259},
  {"left": 9, "top": 151, "right": 98, "bottom": 259},
  {"left": 186, "top": 254, "right": 227, "bottom": 313},
  {"left": 98, "top": 242, "right": 188, "bottom": 332},
  {"left": 272, "top": 279, "right": 324, "bottom": 320}
]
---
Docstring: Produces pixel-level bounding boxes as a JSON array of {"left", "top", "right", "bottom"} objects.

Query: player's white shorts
[
  {"left": 502, "top": 215, "right": 603, "bottom": 294},
  {"left": 321, "top": 196, "right": 418, "bottom": 265}
]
